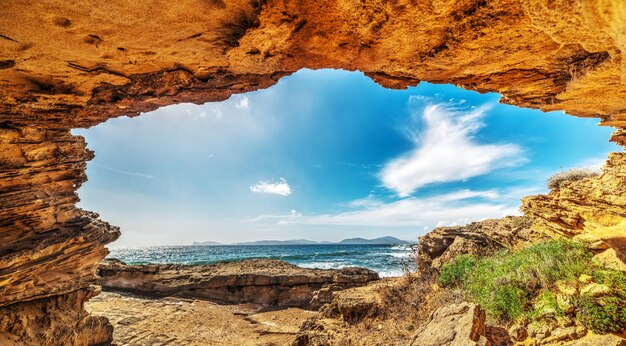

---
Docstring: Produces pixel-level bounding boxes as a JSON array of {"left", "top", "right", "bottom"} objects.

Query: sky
[{"left": 73, "top": 69, "right": 619, "bottom": 247}]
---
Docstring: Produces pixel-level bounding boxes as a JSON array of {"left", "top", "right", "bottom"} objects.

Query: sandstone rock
[
  {"left": 521, "top": 152, "right": 626, "bottom": 271},
  {"left": 87, "top": 291, "right": 313, "bottom": 346},
  {"left": 1, "top": 1, "right": 626, "bottom": 343},
  {"left": 556, "top": 281, "right": 578, "bottom": 296},
  {"left": 569, "top": 333, "right": 626, "bottom": 346},
  {"left": 580, "top": 283, "right": 612, "bottom": 297},
  {"left": 409, "top": 302, "right": 487, "bottom": 346},
  {"left": 294, "top": 275, "right": 444, "bottom": 345},
  {"left": 97, "top": 259, "right": 378, "bottom": 309},
  {"left": 593, "top": 248, "right": 626, "bottom": 272},
  {"left": 308, "top": 284, "right": 343, "bottom": 311},
  {"left": 572, "top": 233, "right": 609, "bottom": 251},
  {"left": 316, "top": 284, "right": 382, "bottom": 324},
  {"left": 539, "top": 325, "right": 587, "bottom": 345},
  {"left": 509, "top": 324, "right": 528, "bottom": 342},
  {"left": 417, "top": 216, "right": 545, "bottom": 273},
  {"left": 0, "top": 287, "right": 113, "bottom": 346}
]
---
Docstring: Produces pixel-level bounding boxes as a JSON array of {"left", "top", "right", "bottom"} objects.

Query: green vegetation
[
  {"left": 576, "top": 296, "right": 626, "bottom": 333},
  {"left": 592, "top": 269, "right": 626, "bottom": 294},
  {"left": 546, "top": 168, "right": 599, "bottom": 190},
  {"left": 438, "top": 239, "right": 626, "bottom": 334},
  {"left": 439, "top": 255, "right": 476, "bottom": 287}
]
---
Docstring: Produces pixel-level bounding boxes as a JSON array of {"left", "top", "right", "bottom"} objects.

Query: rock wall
[
  {"left": 522, "top": 152, "right": 626, "bottom": 271},
  {"left": 1, "top": 0, "right": 625, "bottom": 344},
  {"left": 0, "top": 287, "right": 113, "bottom": 346}
]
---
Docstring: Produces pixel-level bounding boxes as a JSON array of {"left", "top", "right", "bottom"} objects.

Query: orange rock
[{"left": 1, "top": 1, "right": 626, "bottom": 344}]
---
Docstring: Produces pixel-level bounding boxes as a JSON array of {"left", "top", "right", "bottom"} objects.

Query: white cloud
[
  {"left": 381, "top": 104, "right": 523, "bottom": 196},
  {"left": 249, "top": 177, "right": 292, "bottom": 196},
  {"left": 235, "top": 96, "right": 250, "bottom": 110},
  {"left": 250, "top": 188, "right": 522, "bottom": 229}
]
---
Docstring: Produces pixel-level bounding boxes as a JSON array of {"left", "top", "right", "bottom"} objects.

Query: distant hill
[
  {"left": 192, "top": 236, "right": 412, "bottom": 246},
  {"left": 338, "top": 236, "right": 410, "bottom": 245},
  {"left": 191, "top": 241, "right": 223, "bottom": 246}
]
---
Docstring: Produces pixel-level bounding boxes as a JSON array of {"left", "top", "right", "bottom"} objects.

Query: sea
[{"left": 108, "top": 244, "right": 417, "bottom": 278}]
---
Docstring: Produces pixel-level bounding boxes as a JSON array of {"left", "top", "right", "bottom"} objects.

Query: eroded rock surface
[
  {"left": 2, "top": 0, "right": 626, "bottom": 344},
  {"left": 86, "top": 291, "right": 316, "bottom": 346},
  {"left": 522, "top": 152, "right": 626, "bottom": 272},
  {"left": 417, "top": 215, "right": 547, "bottom": 273},
  {"left": 98, "top": 259, "right": 379, "bottom": 309},
  {"left": 409, "top": 302, "right": 487, "bottom": 346},
  {"left": 0, "top": 287, "right": 113, "bottom": 346}
]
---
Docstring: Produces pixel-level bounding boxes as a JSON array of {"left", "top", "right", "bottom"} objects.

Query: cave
[{"left": 1, "top": 0, "right": 625, "bottom": 344}]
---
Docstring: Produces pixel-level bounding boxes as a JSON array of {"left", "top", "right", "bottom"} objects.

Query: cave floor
[{"left": 86, "top": 291, "right": 317, "bottom": 345}]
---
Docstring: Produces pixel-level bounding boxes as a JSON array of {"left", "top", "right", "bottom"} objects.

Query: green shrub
[
  {"left": 547, "top": 168, "right": 599, "bottom": 190},
  {"left": 576, "top": 296, "right": 626, "bottom": 334},
  {"left": 592, "top": 269, "right": 626, "bottom": 295},
  {"left": 439, "top": 255, "right": 477, "bottom": 287},
  {"left": 435, "top": 239, "right": 626, "bottom": 334},
  {"left": 439, "top": 240, "right": 592, "bottom": 322}
]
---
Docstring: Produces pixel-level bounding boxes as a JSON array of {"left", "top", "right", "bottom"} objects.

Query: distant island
[{"left": 192, "top": 236, "right": 412, "bottom": 246}]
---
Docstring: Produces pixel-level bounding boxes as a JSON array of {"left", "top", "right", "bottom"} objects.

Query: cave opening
[
  {"left": 71, "top": 68, "right": 618, "bottom": 274},
  {"left": 4, "top": 1, "right": 626, "bottom": 344}
]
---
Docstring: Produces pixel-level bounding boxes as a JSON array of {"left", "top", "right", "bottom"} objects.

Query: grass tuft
[
  {"left": 439, "top": 255, "right": 476, "bottom": 287},
  {"left": 546, "top": 168, "right": 599, "bottom": 190}
]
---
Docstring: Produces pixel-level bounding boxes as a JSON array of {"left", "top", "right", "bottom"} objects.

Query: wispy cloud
[
  {"left": 235, "top": 96, "right": 250, "bottom": 110},
  {"left": 91, "top": 163, "right": 154, "bottom": 179},
  {"left": 250, "top": 188, "right": 522, "bottom": 228},
  {"left": 249, "top": 177, "right": 292, "bottom": 196},
  {"left": 381, "top": 103, "right": 524, "bottom": 196}
]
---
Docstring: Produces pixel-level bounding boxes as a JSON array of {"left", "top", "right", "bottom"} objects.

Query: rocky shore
[
  {"left": 86, "top": 291, "right": 317, "bottom": 345},
  {"left": 97, "top": 259, "right": 379, "bottom": 310}
]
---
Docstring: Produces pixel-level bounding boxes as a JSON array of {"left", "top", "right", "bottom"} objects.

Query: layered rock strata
[
  {"left": 98, "top": 259, "right": 379, "bottom": 309},
  {"left": 0, "top": 287, "right": 113, "bottom": 346},
  {"left": 1, "top": 0, "right": 626, "bottom": 344},
  {"left": 522, "top": 152, "right": 626, "bottom": 270}
]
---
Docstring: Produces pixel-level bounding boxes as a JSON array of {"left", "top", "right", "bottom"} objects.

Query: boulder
[{"left": 410, "top": 302, "right": 487, "bottom": 346}]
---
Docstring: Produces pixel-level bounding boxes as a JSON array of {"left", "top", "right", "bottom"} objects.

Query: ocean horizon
[{"left": 108, "top": 244, "right": 417, "bottom": 278}]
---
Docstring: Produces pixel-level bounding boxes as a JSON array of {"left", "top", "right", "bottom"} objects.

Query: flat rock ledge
[{"left": 97, "top": 259, "right": 379, "bottom": 310}]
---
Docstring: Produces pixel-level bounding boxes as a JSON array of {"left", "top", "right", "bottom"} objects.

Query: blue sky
[{"left": 74, "top": 69, "right": 619, "bottom": 247}]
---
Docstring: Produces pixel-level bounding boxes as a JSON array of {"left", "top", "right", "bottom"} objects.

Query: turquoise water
[{"left": 108, "top": 244, "right": 416, "bottom": 277}]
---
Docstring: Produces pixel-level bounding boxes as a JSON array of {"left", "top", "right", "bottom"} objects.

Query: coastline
[{"left": 105, "top": 243, "right": 415, "bottom": 278}]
